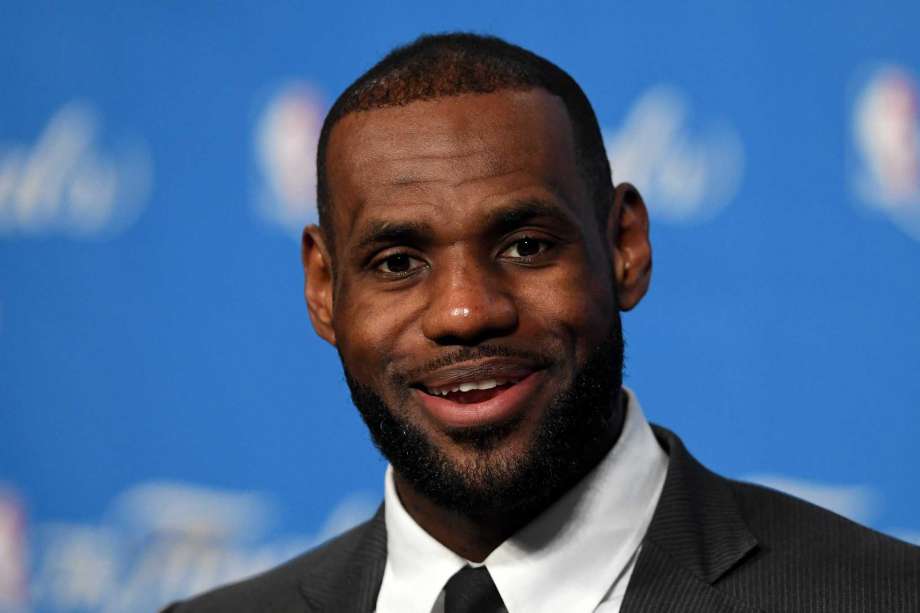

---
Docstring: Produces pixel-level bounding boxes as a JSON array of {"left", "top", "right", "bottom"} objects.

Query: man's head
[{"left": 302, "top": 33, "right": 652, "bottom": 518}]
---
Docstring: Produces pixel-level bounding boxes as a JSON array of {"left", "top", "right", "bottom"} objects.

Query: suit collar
[
  {"left": 620, "top": 425, "right": 762, "bottom": 612},
  {"left": 299, "top": 505, "right": 388, "bottom": 612},
  {"left": 645, "top": 425, "right": 758, "bottom": 584}
]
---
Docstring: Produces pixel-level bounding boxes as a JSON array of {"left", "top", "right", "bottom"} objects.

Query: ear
[
  {"left": 301, "top": 225, "right": 337, "bottom": 346},
  {"left": 606, "top": 183, "right": 652, "bottom": 311}
]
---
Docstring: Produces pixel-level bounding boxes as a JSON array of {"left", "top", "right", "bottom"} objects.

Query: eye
[
  {"left": 375, "top": 252, "right": 424, "bottom": 276},
  {"left": 501, "top": 237, "right": 551, "bottom": 259}
]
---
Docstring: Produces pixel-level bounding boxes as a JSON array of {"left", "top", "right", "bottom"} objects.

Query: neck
[{"left": 393, "top": 389, "right": 627, "bottom": 562}]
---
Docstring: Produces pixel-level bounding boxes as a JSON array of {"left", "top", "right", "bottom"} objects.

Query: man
[{"left": 166, "top": 33, "right": 920, "bottom": 612}]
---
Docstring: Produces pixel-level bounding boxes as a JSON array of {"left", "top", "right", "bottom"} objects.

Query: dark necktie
[{"left": 443, "top": 565, "right": 508, "bottom": 613}]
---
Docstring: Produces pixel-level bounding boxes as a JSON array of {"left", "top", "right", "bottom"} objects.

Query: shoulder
[
  {"left": 723, "top": 477, "right": 920, "bottom": 607},
  {"left": 652, "top": 424, "right": 919, "bottom": 567},
  {"left": 730, "top": 477, "right": 920, "bottom": 565},
  {"left": 161, "top": 515, "right": 378, "bottom": 613},
  {"left": 647, "top": 424, "right": 920, "bottom": 610}
]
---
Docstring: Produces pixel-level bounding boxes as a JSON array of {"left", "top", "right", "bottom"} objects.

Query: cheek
[
  {"left": 515, "top": 265, "right": 614, "bottom": 354},
  {"left": 519, "top": 260, "right": 613, "bottom": 322},
  {"left": 333, "top": 285, "right": 420, "bottom": 382}
]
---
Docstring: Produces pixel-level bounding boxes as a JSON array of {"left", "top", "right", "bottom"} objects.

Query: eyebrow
[
  {"left": 351, "top": 198, "right": 579, "bottom": 256},
  {"left": 481, "top": 198, "right": 578, "bottom": 237},
  {"left": 353, "top": 219, "right": 434, "bottom": 254}
]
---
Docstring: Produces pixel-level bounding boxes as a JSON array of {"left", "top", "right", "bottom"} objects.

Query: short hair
[{"left": 316, "top": 32, "right": 613, "bottom": 248}]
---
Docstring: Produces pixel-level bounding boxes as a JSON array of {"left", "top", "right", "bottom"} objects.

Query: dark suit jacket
[{"left": 164, "top": 426, "right": 920, "bottom": 612}]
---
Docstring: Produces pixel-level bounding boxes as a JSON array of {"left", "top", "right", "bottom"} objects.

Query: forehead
[{"left": 324, "top": 88, "right": 586, "bottom": 242}]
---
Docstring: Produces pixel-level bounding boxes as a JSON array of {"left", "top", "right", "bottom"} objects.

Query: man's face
[{"left": 308, "top": 89, "right": 640, "bottom": 513}]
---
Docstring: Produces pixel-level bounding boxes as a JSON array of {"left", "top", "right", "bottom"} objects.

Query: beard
[{"left": 343, "top": 322, "right": 625, "bottom": 518}]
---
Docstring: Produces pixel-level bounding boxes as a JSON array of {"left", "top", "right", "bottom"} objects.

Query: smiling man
[{"left": 166, "top": 33, "right": 920, "bottom": 613}]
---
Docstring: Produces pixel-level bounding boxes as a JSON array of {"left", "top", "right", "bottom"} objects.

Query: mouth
[
  {"left": 422, "top": 377, "right": 522, "bottom": 404},
  {"left": 410, "top": 359, "right": 546, "bottom": 429}
]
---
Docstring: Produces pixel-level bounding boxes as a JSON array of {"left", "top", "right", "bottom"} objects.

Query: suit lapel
[
  {"left": 621, "top": 541, "right": 760, "bottom": 613},
  {"left": 621, "top": 426, "right": 762, "bottom": 613},
  {"left": 299, "top": 506, "right": 388, "bottom": 612}
]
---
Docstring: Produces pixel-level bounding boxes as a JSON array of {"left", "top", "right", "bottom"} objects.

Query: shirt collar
[
  {"left": 378, "top": 388, "right": 668, "bottom": 613},
  {"left": 378, "top": 463, "right": 467, "bottom": 612}
]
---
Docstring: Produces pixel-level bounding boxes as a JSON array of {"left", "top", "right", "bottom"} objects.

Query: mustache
[{"left": 393, "top": 344, "right": 554, "bottom": 386}]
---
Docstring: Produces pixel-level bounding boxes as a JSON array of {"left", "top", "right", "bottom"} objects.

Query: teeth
[{"left": 428, "top": 378, "right": 515, "bottom": 396}]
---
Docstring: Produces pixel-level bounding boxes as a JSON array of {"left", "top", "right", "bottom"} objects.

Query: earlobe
[
  {"left": 608, "top": 183, "right": 652, "bottom": 312},
  {"left": 302, "top": 225, "right": 337, "bottom": 346}
]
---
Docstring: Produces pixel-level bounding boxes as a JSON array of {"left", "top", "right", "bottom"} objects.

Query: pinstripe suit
[{"left": 164, "top": 426, "right": 920, "bottom": 612}]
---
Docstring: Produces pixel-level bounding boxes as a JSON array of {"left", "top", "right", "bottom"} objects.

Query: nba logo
[
  {"left": 852, "top": 65, "right": 920, "bottom": 239},
  {"left": 254, "top": 82, "right": 326, "bottom": 234},
  {"left": 0, "top": 489, "right": 27, "bottom": 608}
]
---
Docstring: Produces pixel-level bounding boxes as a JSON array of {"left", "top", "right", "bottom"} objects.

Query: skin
[{"left": 302, "top": 89, "right": 652, "bottom": 561}]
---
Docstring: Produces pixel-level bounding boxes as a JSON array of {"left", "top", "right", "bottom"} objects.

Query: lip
[
  {"left": 413, "top": 369, "right": 545, "bottom": 429},
  {"left": 412, "top": 357, "right": 541, "bottom": 390}
]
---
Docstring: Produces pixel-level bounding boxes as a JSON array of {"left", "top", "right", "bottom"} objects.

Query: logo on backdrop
[
  {"left": 851, "top": 64, "right": 920, "bottom": 241},
  {"left": 254, "top": 82, "right": 325, "bottom": 235},
  {"left": 0, "top": 489, "right": 27, "bottom": 610},
  {"left": 604, "top": 86, "right": 745, "bottom": 223},
  {"left": 21, "top": 481, "right": 375, "bottom": 612},
  {"left": 0, "top": 102, "right": 152, "bottom": 238}
]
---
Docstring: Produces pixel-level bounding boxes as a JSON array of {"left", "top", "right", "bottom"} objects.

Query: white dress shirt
[{"left": 375, "top": 388, "right": 669, "bottom": 613}]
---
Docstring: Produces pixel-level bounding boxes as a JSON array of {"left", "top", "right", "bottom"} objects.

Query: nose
[{"left": 420, "top": 255, "right": 518, "bottom": 346}]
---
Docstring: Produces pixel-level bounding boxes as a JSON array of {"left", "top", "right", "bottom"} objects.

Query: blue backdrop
[{"left": 2, "top": 2, "right": 919, "bottom": 611}]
